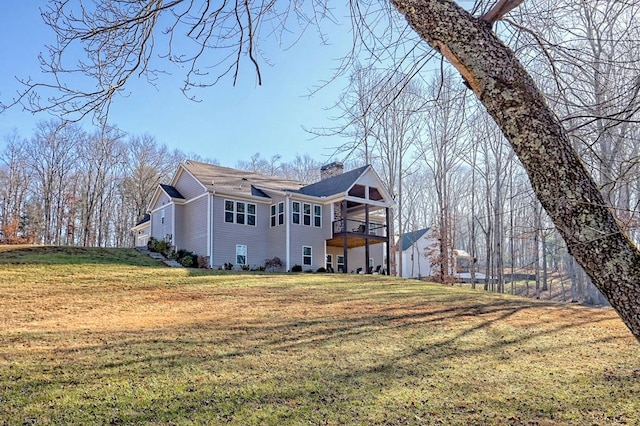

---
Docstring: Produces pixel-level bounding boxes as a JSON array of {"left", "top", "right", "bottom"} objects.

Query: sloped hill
[{"left": 1, "top": 249, "right": 638, "bottom": 425}]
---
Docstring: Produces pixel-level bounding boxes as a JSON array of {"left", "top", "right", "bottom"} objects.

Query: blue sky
[{"left": 0, "top": 2, "right": 354, "bottom": 167}]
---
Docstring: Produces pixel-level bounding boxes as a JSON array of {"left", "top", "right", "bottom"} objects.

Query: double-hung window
[
  {"left": 278, "top": 202, "right": 284, "bottom": 225},
  {"left": 225, "top": 200, "right": 256, "bottom": 226},
  {"left": 236, "top": 244, "right": 247, "bottom": 265},
  {"left": 270, "top": 204, "right": 276, "bottom": 227},
  {"left": 292, "top": 201, "right": 300, "bottom": 224},
  {"left": 303, "top": 246, "right": 312, "bottom": 266},
  {"left": 314, "top": 205, "right": 322, "bottom": 227},
  {"left": 303, "top": 203, "right": 311, "bottom": 226}
]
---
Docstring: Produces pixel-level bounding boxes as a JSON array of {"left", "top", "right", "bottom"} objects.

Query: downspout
[
  {"left": 285, "top": 194, "right": 291, "bottom": 271},
  {"left": 343, "top": 199, "right": 348, "bottom": 273},
  {"left": 386, "top": 207, "right": 391, "bottom": 276},
  {"left": 171, "top": 202, "right": 176, "bottom": 250},
  {"left": 208, "top": 193, "right": 213, "bottom": 268},
  {"left": 365, "top": 204, "right": 370, "bottom": 273}
]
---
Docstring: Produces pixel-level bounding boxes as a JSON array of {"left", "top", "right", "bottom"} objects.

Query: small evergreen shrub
[{"left": 291, "top": 264, "right": 302, "bottom": 272}]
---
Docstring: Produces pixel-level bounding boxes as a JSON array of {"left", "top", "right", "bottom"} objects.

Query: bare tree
[
  {"left": 6, "top": 0, "right": 640, "bottom": 339},
  {"left": 0, "top": 131, "right": 31, "bottom": 243},
  {"left": 25, "top": 120, "right": 83, "bottom": 245},
  {"left": 77, "top": 127, "right": 125, "bottom": 246},
  {"left": 419, "top": 68, "right": 469, "bottom": 282},
  {"left": 236, "top": 153, "right": 283, "bottom": 176}
]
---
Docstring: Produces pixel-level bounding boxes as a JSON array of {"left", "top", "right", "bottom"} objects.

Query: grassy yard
[{"left": 1, "top": 246, "right": 639, "bottom": 425}]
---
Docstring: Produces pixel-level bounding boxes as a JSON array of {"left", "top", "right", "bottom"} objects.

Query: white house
[
  {"left": 400, "top": 228, "right": 433, "bottom": 278},
  {"left": 399, "top": 228, "right": 473, "bottom": 279}
]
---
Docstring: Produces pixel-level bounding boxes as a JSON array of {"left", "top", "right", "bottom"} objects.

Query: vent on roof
[{"left": 242, "top": 177, "right": 248, "bottom": 181}]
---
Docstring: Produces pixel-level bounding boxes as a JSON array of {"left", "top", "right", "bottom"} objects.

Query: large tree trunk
[{"left": 391, "top": 0, "right": 640, "bottom": 341}]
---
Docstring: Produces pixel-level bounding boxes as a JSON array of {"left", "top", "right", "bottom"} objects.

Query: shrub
[
  {"left": 170, "top": 249, "right": 198, "bottom": 267},
  {"left": 146, "top": 237, "right": 157, "bottom": 251},
  {"left": 316, "top": 267, "right": 327, "bottom": 273},
  {"left": 264, "top": 257, "right": 283, "bottom": 272},
  {"left": 147, "top": 238, "right": 170, "bottom": 256},
  {"left": 197, "top": 256, "right": 210, "bottom": 269},
  {"left": 291, "top": 264, "right": 302, "bottom": 272},
  {"left": 224, "top": 262, "right": 234, "bottom": 271}
]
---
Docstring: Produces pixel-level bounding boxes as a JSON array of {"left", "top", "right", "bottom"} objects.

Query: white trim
[
  {"left": 207, "top": 193, "right": 213, "bottom": 268},
  {"left": 183, "top": 192, "right": 208, "bottom": 204},
  {"left": 343, "top": 196, "right": 391, "bottom": 208},
  {"left": 313, "top": 204, "right": 322, "bottom": 228},
  {"left": 170, "top": 162, "right": 208, "bottom": 192},
  {"left": 207, "top": 189, "right": 272, "bottom": 204},
  {"left": 253, "top": 185, "right": 324, "bottom": 202},
  {"left": 171, "top": 203, "right": 176, "bottom": 249},
  {"left": 302, "top": 245, "right": 312, "bottom": 267},
  {"left": 285, "top": 195, "right": 291, "bottom": 271},
  {"left": 223, "top": 198, "right": 257, "bottom": 226}
]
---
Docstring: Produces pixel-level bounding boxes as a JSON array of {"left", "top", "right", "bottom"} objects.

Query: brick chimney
[{"left": 320, "top": 162, "right": 344, "bottom": 180}]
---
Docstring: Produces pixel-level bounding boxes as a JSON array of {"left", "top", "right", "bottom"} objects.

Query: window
[
  {"left": 236, "top": 201, "right": 245, "bottom": 224},
  {"left": 225, "top": 200, "right": 256, "bottom": 226},
  {"left": 303, "top": 246, "right": 312, "bottom": 266},
  {"left": 161, "top": 209, "right": 165, "bottom": 224},
  {"left": 303, "top": 203, "right": 311, "bottom": 226},
  {"left": 225, "top": 200, "right": 234, "bottom": 223},
  {"left": 314, "top": 205, "right": 322, "bottom": 227},
  {"left": 270, "top": 204, "right": 276, "bottom": 227},
  {"left": 236, "top": 244, "right": 247, "bottom": 265},
  {"left": 278, "top": 202, "right": 284, "bottom": 225},
  {"left": 247, "top": 203, "right": 256, "bottom": 226},
  {"left": 292, "top": 201, "right": 300, "bottom": 224},
  {"left": 337, "top": 255, "right": 345, "bottom": 273},
  {"left": 326, "top": 254, "right": 333, "bottom": 270}
]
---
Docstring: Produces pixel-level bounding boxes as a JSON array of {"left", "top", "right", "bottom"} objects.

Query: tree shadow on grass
[{"left": 2, "top": 288, "right": 637, "bottom": 424}]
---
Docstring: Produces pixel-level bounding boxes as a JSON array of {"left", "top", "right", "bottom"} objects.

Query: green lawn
[{"left": 1, "top": 246, "right": 638, "bottom": 425}]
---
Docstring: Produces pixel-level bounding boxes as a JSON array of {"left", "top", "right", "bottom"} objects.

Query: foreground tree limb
[{"left": 391, "top": 0, "right": 640, "bottom": 342}]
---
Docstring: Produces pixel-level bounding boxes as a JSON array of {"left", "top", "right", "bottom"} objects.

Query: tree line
[
  {"left": 0, "top": 121, "right": 323, "bottom": 248},
  {"left": 3, "top": 0, "right": 640, "bottom": 339}
]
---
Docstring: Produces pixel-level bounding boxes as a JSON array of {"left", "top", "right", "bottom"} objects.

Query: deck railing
[{"left": 332, "top": 219, "right": 387, "bottom": 237}]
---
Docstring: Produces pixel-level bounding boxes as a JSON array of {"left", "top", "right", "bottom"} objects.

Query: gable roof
[
  {"left": 181, "top": 160, "right": 305, "bottom": 196},
  {"left": 401, "top": 228, "right": 430, "bottom": 251},
  {"left": 298, "top": 165, "right": 370, "bottom": 197},
  {"left": 160, "top": 184, "right": 184, "bottom": 199},
  {"left": 135, "top": 213, "right": 151, "bottom": 226}
]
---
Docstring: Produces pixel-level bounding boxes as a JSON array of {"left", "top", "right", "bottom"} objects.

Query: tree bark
[{"left": 391, "top": 0, "right": 640, "bottom": 341}]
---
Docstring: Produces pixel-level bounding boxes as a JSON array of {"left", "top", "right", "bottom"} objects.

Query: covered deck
[{"left": 328, "top": 199, "right": 391, "bottom": 274}]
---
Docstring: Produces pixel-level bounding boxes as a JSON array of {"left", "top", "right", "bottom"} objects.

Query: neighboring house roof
[
  {"left": 135, "top": 213, "right": 151, "bottom": 226},
  {"left": 181, "top": 160, "right": 305, "bottom": 196},
  {"left": 160, "top": 184, "right": 185, "bottom": 199},
  {"left": 400, "top": 228, "right": 430, "bottom": 252},
  {"left": 298, "top": 165, "right": 370, "bottom": 197}
]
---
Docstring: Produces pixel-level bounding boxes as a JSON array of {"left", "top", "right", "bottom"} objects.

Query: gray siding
[
  {"left": 177, "top": 196, "right": 208, "bottom": 256},
  {"left": 150, "top": 203, "right": 173, "bottom": 243},
  {"left": 266, "top": 195, "right": 287, "bottom": 270},
  {"left": 288, "top": 199, "right": 327, "bottom": 271},
  {"left": 175, "top": 168, "right": 206, "bottom": 200},
  {"left": 211, "top": 195, "right": 270, "bottom": 269}
]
